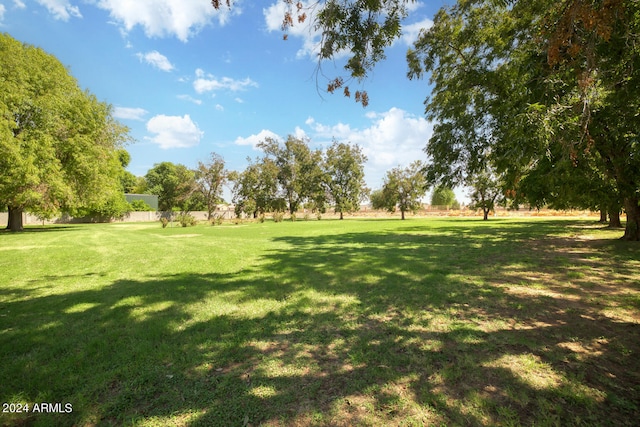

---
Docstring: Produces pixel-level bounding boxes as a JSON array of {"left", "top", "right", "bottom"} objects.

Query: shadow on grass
[
  {"left": 0, "top": 225, "right": 80, "bottom": 234},
  {"left": 1, "top": 219, "right": 639, "bottom": 426}
]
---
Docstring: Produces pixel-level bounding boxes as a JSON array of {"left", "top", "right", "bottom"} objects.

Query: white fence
[{"left": 0, "top": 209, "right": 237, "bottom": 226}]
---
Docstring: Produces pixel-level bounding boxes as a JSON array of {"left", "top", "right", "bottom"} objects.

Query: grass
[{"left": 0, "top": 217, "right": 639, "bottom": 426}]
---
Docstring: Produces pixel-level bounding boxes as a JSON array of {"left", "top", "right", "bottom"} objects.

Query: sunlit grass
[{"left": 0, "top": 217, "right": 638, "bottom": 426}]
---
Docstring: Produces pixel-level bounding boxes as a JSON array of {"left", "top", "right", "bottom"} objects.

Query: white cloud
[
  {"left": 406, "top": 1, "right": 424, "bottom": 14},
  {"left": 232, "top": 108, "right": 431, "bottom": 188},
  {"left": 113, "top": 107, "right": 148, "bottom": 121},
  {"left": 264, "top": 1, "right": 324, "bottom": 59},
  {"left": 230, "top": 108, "right": 431, "bottom": 190},
  {"left": 264, "top": 1, "right": 426, "bottom": 59},
  {"left": 146, "top": 114, "right": 203, "bottom": 149},
  {"left": 193, "top": 68, "right": 258, "bottom": 94},
  {"left": 234, "top": 129, "right": 280, "bottom": 149},
  {"left": 35, "top": 0, "right": 81, "bottom": 21},
  {"left": 94, "top": 0, "right": 239, "bottom": 42},
  {"left": 215, "top": 104, "right": 224, "bottom": 111},
  {"left": 401, "top": 18, "right": 433, "bottom": 45},
  {"left": 13, "top": 0, "right": 27, "bottom": 9},
  {"left": 0, "top": 4, "right": 5, "bottom": 21},
  {"left": 136, "top": 50, "right": 174, "bottom": 72},
  {"left": 305, "top": 107, "right": 433, "bottom": 187},
  {"left": 293, "top": 126, "right": 307, "bottom": 140},
  {"left": 177, "top": 94, "right": 202, "bottom": 105}
]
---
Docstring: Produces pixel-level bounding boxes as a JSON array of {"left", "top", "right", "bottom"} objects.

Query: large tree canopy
[
  {"left": 372, "top": 161, "right": 426, "bottom": 220},
  {"left": 210, "top": 1, "right": 640, "bottom": 239},
  {"left": 0, "top": 33, "right": 130, "bottom": 231},
  {"left": 145, "top": 162, "right": 201, "bottom": 212},
  {"left": 230, "top": 157, "right": 282, "bottom": 218},
  {"left": 323, "top": 141, "right": 368, "bottom": 219},
  {"left": 258, "top": 136, "right": 326, "bottom": 214},
  {"left": 408, "top": 0, "right": 640, "bottom": 240}
]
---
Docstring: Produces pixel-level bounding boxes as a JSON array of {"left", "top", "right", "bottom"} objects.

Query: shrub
[
  {"left": 130, "top": 199, "right": 154, "bottom": 212},
  {"left": 258, "top": 214, "right": 265, "bottom": 223},
  {"left": 317, "top": 212, "right": 322, "bottom": 220},
  {"left": 209, "top": 214, "right": 223, "bottom": 226},
  {"left": 273, "top": 212, "right": 284, "bottom": 223},
  {"left": 290, "top": 212, "right": 297, "bottom": 222},
  {"left": 303, "top": 212, "right": 311, "bottom": 221},
  {"left": 160, "top": 217, "right": 169, "bottom": 228},
  {"left": 176, "top": 213, "right": 197, "bottom": 227}
]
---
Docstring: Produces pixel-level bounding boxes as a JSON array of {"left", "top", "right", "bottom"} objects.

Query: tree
[
  {"left": 1, "top": 34, "right": 130, "bottom": 231},
  {"left": 196, "top": 153, "right": 227, "bottom": 220},
  {"left": 369, "top": 188, "right": 389, "bottom": 212},
  {"left": 117, "top": 149, "right": 138, "bottom": 194},
  {"left": 129, "top": 199, "right": 154, "bottom": 212},
  {"left": 408, "top": 1, "right": 533, "bottom": 189},
  {"left": 373, "top": 161, "right": 426, "bottom": 220},
  {"left": 131, "top": 176, "right": 150, "bottom": 194},
  {"left": 145, "top": 162, "right": 198, "bottom": 212},
  {"left": 324, "top": 141, "right": 368, "bottom": 219},
  {"left": 430, "top": 185, "right": 457, "bottom": 209},
  {"left": 467, "top": 168, "right": 502, "bottom": 220},
  {"left": 258, "top": 136, "right": 325, "bottom": 214},
  {"left": 230, "top": 157, "right": 280, "bottom": 218},
  {"left": 516, "top": 142, "right": 622, "bottom": 227},
  {"left": 408, "top": 0, "right": 640, "bottom": 240},
  {"left": 214, "top": 0, "right": 640, "bottom": 238}
]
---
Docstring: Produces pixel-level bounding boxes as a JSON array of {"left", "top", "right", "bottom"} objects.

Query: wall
[{"left": 0, "top": 208, "right": 236, "bottom": 226}]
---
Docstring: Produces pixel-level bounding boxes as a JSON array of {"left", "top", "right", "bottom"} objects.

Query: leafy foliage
[
  {"left": 211, "top": 0, "right": 412, "bottom": 107},
  {"left": 0, "top": 34, "right": 130, "bottom": 230},
  {"left": 176, "top": 212, "right": 198, "bottom": 227},
  {"left": 258, "top": 136, "right": 326, "bottom": 214},
  {"left": 196, "top": 152, "right": 227, "bottom": 220},
  {"left": 129, "top": 199, "right": 154, "bottom": 212},
  {"left": 230, "top": 157, "right": 281, "bottom": 218},
  {"left": 430, "top": 185, "right": 458, "bottom": 209},
  {"left": 145, "top": 162, "right": 200, "bottom": 212},
  {"left": 323, "top": 141, "right": 368, "bottom": 219},
  {"left": 409, "top": 0, "right": 640, "bottom": 239},
  {"left": 372, "top": 161, "right": 426, "bottom": 219},
  {"left": 466, "top": 167, "right": 502, "bottom": 220}
]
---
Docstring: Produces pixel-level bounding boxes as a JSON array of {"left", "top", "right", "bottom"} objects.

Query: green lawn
[{"left": 1, "top": 218, "right": 639, "bottom": 426}]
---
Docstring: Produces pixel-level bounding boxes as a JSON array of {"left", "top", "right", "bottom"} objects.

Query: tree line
[
  {"left": 131, "top": 136, "right": 370, "bottom": 221},
  {"left": 211, "top": 0, "right": 640, "bottom": 240},
  {"left": 133, "top": 150, "right": 466, "bottom": 222},
  {"left": 7, "top": 0, "right": 640, "bottom": 239},
  {"left": 0, "top": 32, "right": 448, "bottom": 230}
]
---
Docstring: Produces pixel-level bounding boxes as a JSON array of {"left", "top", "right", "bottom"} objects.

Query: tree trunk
[
  {"left": 599, "top": 209, "right": 608, "bottom": 223},
  {"left": 483, "top": 208, "right": 489, "bottom": 220},
  {"left": 621, "top": 197, "right": 640, "bottom": 241},
  {"left": 401, "top": 209, "right": 406, "bottom": 220},
  {"left": 608, "top": 205, "right": 622, "bottom": 228},
  {"left": 339, "top": 211, "right": 344, "bottom": 220},
  {"left": 7, "top": 206, "right": 24, "bottom": 232}
]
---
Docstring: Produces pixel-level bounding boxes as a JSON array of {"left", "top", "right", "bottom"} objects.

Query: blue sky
[{"left": 2, "top": 0, "right": 461, "bottom": 201}]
